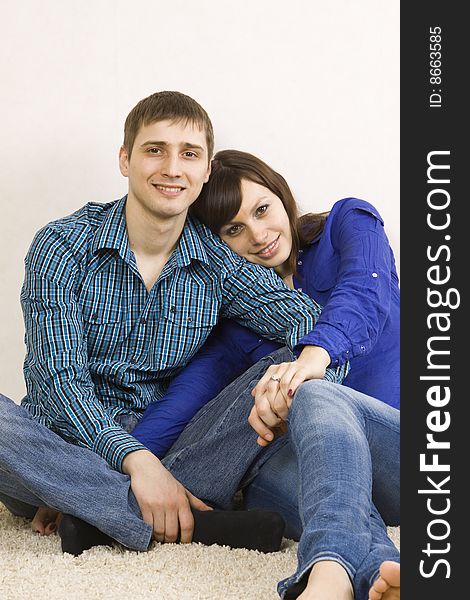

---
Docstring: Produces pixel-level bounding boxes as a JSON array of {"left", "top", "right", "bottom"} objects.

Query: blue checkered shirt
[{"left": 20, "top": 197, "right": 322, "bottom": 470}]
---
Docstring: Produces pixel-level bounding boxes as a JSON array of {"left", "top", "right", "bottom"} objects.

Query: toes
[
  {"left": 368, "top": 588, "right": 382, "bottom": 600},
  {"left": 373, "top": 577, "right": 389, "bottom": 593},
  {"left": 380, "top": 561, "right": 401, "bottom": 587}
]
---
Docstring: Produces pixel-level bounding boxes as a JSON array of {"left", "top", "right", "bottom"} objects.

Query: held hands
[
  {"left": 249, "top": 345, "right": 331, "bottom": 446},
  {"left": 122, "top": 449, "right": 212, "bottom": 544}
]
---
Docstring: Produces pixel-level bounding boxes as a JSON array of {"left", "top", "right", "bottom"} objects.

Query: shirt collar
[
  {"left": 91, "top": 197, "right": 210, "bottom": 268},
  {"left": 91, "top": 197, "right": 132, "bottom": 262},
  {"left": 173, "top": 214, "right": 210, "bottom": 267}
]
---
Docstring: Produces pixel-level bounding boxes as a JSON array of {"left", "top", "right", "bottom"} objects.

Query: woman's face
[{"left": 219, "top": 179, "right": 293, "bottom": 276}]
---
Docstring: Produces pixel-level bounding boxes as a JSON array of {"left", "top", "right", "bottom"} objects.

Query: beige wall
[{"left": 0, "top": 0, "right": 399, "bottom": 401}]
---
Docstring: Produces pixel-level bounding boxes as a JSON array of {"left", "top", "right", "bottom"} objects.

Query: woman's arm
[
  {"left": 296, "top": 201, "right": 396, "bottom": 367},
  {"left": 133, "top": 317, "right": 351, "bottom": 457},
  {"left": 131, "top": 321, "right": 254, "bottom": 458}
]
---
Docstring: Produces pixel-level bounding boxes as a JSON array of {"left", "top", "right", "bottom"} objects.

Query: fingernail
[
  {"left": 265, "top": 433, "right": 273, "bottom": 440},
  {"left": 288, "top": 389, "right": 293, "bottom": 397}
]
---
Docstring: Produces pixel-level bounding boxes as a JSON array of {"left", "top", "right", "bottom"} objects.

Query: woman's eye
[
  {"left": 227, "top": 225, "right": 242, "bottom": 236},
  {"left": 256, "top": 204, "right": 268, "bottom": 216}
]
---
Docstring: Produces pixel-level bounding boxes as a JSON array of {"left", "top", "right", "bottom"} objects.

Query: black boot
[
  {"left": 58, "top": 514, "right": 114, "bottom": 556},
  {"left": 58, "top": 508, "right": 285, "bottom": 556},
  {"left": 192, "top": 508, "right": 285, "bottom": 553}
]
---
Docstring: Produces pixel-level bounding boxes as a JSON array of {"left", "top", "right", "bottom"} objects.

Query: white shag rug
[{"left": 0, "top": 504, "right": 399, "bottom": 600}]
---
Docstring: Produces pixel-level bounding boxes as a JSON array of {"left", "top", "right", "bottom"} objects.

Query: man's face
[{"left": 119, "top": 119, "right": 211, "bottom": 222}]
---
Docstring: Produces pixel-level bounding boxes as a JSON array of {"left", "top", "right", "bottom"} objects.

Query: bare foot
[
  {"left": 368, "top": 561, "right": 400, "bottom": 600},
  {"left": 31, "top": 506, "right": 63, "bottom": 536},
  {"left": 298, "top": 560, "right": 353, "bottom": 600}
]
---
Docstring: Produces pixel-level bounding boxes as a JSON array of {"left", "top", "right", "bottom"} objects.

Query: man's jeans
[{"left": 0, "top": 348, "right": 399, "bottom": 600}]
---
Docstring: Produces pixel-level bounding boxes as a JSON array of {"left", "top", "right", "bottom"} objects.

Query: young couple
[{"left": 0, "top": 91, "right": 400, "bottom": 600}]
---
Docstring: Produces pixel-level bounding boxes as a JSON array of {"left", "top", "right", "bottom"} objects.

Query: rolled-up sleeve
[{"left": 295, "top": 206, "right": 393, "bottom": 366}]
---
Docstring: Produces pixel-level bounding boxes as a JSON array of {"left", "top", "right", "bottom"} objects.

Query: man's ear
[
  {"left": 119, "top": 145, "right": 129, "bottom": 177},
  {"left": 203, "top": 160, "right": 212, "bottom": 183}
]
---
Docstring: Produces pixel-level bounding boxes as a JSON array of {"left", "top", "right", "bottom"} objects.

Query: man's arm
[
  {"left": 220, "top": 260, "right": 322, "bottom": 351},
  {"left": 21, "top": 226, "right": 146, "bottom": 471},
  {"left": 24, "top": 226, "right": 211, "bottom": 542}
]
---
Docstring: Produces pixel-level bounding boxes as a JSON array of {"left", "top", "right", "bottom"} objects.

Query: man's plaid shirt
[{"left": 20, "top": 197, "right": 322, "bottom": 470}]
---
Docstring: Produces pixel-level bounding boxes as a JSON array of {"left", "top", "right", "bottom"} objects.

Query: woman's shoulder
[{"left": 328, "top": 197, "right": 384, "bottom": 225}]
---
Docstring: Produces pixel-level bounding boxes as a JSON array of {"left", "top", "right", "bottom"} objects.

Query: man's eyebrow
[{"left": 140, "top": 140, "right": 206, "bottom": 151}]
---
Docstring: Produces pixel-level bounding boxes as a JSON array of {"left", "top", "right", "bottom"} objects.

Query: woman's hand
[
  {"left": 31, "top": 506, "right": 63, "bottom": 535},
  {"left": 249, "top": 345, "right": 331, "bottom": 445}
]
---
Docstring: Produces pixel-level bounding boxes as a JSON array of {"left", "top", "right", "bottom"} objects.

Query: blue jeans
[
  {"left": 0, "top": 393, "right": 152, "bottom": 550},
  {"left": 243, "top": 381, "right": 400, "bottom": 599},
  {"left": 0, "top": 350, "right": 285, "bottom": 549},
  {"left": 0, "top": 348, "right": 399, "bottom": 599},
  {"left": 160, "top": 352, "right": 400, "bottom": 600}
]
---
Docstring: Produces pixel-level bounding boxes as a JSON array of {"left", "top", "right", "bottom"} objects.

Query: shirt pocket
[
  {"left": 159, "top": 289, "right": 220, "bottom": 369},
  {"left": 82, "top": 304, "right": 125, "bottom": 359}
]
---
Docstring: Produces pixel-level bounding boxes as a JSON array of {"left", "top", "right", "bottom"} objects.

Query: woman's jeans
[{"left": 0, "top": 348, "right": 399, "bottom": 599}]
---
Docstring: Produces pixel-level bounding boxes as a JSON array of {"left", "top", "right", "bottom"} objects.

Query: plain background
[{"left": 0, "top": 0, "right": 399, "bottom": 401}]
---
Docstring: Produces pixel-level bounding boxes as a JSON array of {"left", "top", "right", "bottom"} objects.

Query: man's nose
[{"left": 161, "top": 153, "right": 183, "bottom": 178}]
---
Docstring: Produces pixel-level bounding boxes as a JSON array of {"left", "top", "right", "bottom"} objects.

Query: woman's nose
[{"left": 250, "top": 225, "right": 269, "bottom": 245}]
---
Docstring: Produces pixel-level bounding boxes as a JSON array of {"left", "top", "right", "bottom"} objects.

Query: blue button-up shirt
[
  {"left": 20, "top": 197, "right": 321, "bottom": 470},
  {"left": 294, "top": 198, "right": 400, "bottom": 407}
]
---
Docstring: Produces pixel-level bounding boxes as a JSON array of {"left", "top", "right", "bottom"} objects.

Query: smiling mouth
[
  {"left": 256, "top": 235, "right": 280, "bottom": 257},
  {"left": 153, "top": 184, "right": 185, "bottom": 195}
]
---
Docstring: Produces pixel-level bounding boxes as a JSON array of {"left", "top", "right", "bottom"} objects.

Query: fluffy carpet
[{"left": 0, "top": 504, "right": 399, "bottom": 599}]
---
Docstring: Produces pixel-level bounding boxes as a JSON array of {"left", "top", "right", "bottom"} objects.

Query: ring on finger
[{"left": 270, "top": 374, "right": 281, "bottom": 382}]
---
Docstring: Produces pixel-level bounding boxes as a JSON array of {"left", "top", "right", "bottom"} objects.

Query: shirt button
[
  {"left": 141, "top": 318, "right": 147, "bottom": 325},
  {"left": 91, "top": 312, "right": 98, "bottom": 321},
  {"left": 170, "top": 306, "right": 176, "bottom": 313},
  {"left": 187, "top": 317, "right": 193, "bottom": 323},
  {"left": 372, "top": 272, "right": 378, "bottom": 278},
  {"left": 360, "top": 345, "right": 365, "bottom": 351},
  {"left": 129, "top": 357, "right": 137, "bottom": 364},
  {"left": 298, "top": 287, "right": 303, "bottom": 292},
  {"left": 297, "top": 260, "right": 303, "bottom": 266}
]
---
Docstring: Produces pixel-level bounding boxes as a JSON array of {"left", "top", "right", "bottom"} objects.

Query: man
[{"left": 0, "top": 91, "right": 326, "bottom": 555}]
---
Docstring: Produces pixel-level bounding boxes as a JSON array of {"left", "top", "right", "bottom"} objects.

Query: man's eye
[
  {"left": 148, "top": 148, "right": 162, "bottom": 154},
  {"left": 227, "top": 225, "right": 242, "bottom": 236},
  {"left": 183, "top": 151, "right": 197, "bottom": 158}
]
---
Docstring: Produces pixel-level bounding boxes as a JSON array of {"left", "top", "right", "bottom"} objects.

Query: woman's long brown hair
[{"left": 190, "top": 149, "right": 328, "bottom": 276}]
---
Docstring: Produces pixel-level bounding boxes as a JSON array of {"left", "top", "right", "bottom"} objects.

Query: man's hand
[
  {"left": 122, "top": 449, "right": 212, "bottom": 544},
  {"left": 249, "top": 345, "right": 331, "bottom": 445},
  {"left": 31, "top": 506, "right": 63, "bottom": 535}
]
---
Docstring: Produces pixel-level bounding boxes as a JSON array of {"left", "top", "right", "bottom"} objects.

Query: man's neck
[{"left": 125, "top": 197, "right": 188, "bottom": 292}]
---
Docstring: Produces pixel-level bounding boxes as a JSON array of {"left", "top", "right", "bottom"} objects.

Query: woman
[
  {"left": 134, "top": 150, "right": 400, "bottom": 599},
  {"left": 191, "top": 149, "right": 400, "bottom": 409},
  {"left": 132, "top": 148, "right": 400, "bottom": 458}
]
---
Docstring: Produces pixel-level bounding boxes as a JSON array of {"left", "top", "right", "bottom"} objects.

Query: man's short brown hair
[{"left": 123, "top": 91, "right": 214, "bottom": 160}]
